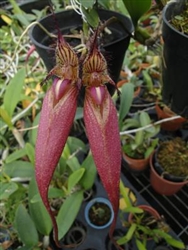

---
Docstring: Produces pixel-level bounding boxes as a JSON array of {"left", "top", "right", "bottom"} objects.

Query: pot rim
[
  {"left": 84, "top": 197, "right": 114, "bottom": 230},
  {"left": 30, "top": 9, "right": 133, "bottom": 50},
  {"left": 162, "top": 1, "right": 188, "bottom": 39},
  {"left": 128, "top": 204, "right": 161, "bottom": 222},
  {"left": 150, "top": 151, "right": 188, "bottom": 185}
]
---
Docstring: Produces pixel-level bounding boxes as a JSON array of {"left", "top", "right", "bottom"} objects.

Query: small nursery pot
[
  {"left": 155, "top": 104, "right": 186, "bottom": 131},
  {"left": 150, "top": 152, "right": 188, "bottom": 196},
  {"left": 122, "top": 152, "right": 150, "bottom": 172},
  {"left": 84, "top": 197, "right": 114, "bottom": 229}
]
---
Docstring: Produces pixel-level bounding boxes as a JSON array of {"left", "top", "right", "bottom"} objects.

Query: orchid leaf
[
  {"left": 67, "top": 168, "right": 85, "bottom": 193},
  {"left": 3, "top": 161, "right": 34, "bottom": 178},
  {"left": 57, "top": 191, "right": 83, "bottom": 240},
  {"left": 135, "top": 239, "right": 147, "bottom": 250},
  {"left": 25, "top": 143, "right": 35, "bottom": 165},
  {"left": 81, "top": 7, "right": 99, "bottom": 28},
  {"left": 80, "top": 153, "right": 97, "bottom": 190},
  {"left": 0, "top": 182, "right": 18, "bottom": 199},
  {"left": 135, "top": 130, "right": 144, "bottom": 147},
  {"left": 122, "top": 0, "right": 152, "bottom": 27},
  {"left": 3, "top": 68, "right": 26, "bottom": 117},
  {"left": 15, "top": 204, "right": 38, "bottom": 247},
  {"left": 67, "top": 136, "right": 87, "bottom": 154},
  {"left": 0, "top": 107, "right": 13, "bottom": 128},
  {"left": 139, "top": 111, "right": 151, "bottom": 127},
  {"left": 29, "top": 112, "right": 40, "bottom": 145},
  {"left": 119, "top": 83, "right": 134, "bottom": 126},
  {"left": 5, "top": 148, "right": 26, "bottom": 163},
  {"left": 28, "top": 178, "right": 52, "bottom": 236},
  {"left": 117, "top": 223, "right": 137, "bottom": 244},
  {"left": 80, "top": 0, "right": 95, "bottom": 8},
  {"left": 67, "top": 156, "right": 81, "bottom": 172}
]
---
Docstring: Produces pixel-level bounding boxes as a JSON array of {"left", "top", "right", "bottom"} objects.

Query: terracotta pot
[
  {"left": 128, "top": 205, "right": 161, "bottom": 241},
  {"left": 122, "top": 152, "right": 150, "bottom": 171},
  {"left": 150, "top": 152, "right": 188, "bottom": 195},
  {"left": 128, "top": 205, "right": 160, "bottom": 222},
  {"left": 155, "top": 104, "right": 186, "bottom": 131}
]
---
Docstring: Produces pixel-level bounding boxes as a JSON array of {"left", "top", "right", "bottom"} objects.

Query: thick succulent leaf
[
  {"left": 35, "top": 79, "right": 79, "bottom": 246},
  {"left": 84, "top": 87, "right": 121, "bottom": 237}
]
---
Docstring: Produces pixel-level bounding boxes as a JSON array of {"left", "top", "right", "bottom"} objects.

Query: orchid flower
[
  {"left": 35, "top": 31, "right": 121, "bottom": 247},
  {"left": 82, "top": 40, "right": 121, "bottom": 237},
  {"left": 35, "top": 35, "right": 80, "bottom": 246}
]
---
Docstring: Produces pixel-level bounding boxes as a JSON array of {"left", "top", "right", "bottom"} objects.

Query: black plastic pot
[
  {"left": 29, "top": 9, "right": 133, "bottom": 91},
  {"left": 162, "top": 0, "right": 188, "bottom": 118}
]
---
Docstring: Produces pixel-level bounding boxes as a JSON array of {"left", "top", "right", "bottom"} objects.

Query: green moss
[{"left": 157, "top": 137, "right": 188, "bottom": 177}]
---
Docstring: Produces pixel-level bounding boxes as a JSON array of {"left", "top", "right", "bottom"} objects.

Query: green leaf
[
  {"left": 48, "top": 187, "right": 65, "bottom": 199},
  {"left": 75, "top": 107, "right": 83, "bottom": 120},
  {"left": 15, "top": 204, "right": 38, "bottom": 247},
  {"left": 67, "top": 168, "right": 85, "bottom": 193},
  {"left": 16, "top": 247, "right": 36, "bottom": 250},
  {"left": 80, "top": 154, "right": 97, "bottom": 190},
  {"left": 119, "top": 83, "right": 134, "bottom": 125},
  {"left": 142, "top": 70, "right": 153, "bottom": 91},
  {"left": 135, "top": 130, "right": 144, "bottom": 147},
  {"left": 80, "top": 0, "right": 96, "bottom": 8},
  {"left": 5, "top": 148, "right": 26, "bottom": 163},
  {"left": 153, "top": 230, "right": 185, "bottom": 249},
  {"left": 135, "top": 239, "right": 147, "bottom": 250},
  {"left": 14, "top": 13, "right": 30, "bottom": 26},
  {"left": 98, "top": 0, "right": 110, "bottom": 8},
  {"left": 25, "top": 143, "right": 35, "bottom": 165},
  {"left": 145, "top": 146, "right": 154, "bottom": 159},
  {"left": 62, "top": 143, "right": 71, "bottom": 159},
  {"left": 122, "top": 118, "right": 140, "bottom": 130},
  {"left": 81, "top": 7, "right": 99, "bottom": 28},
  {"left": 67, "top": 156, "right": 81, "bottom": 172},
  {"left": 28, "top": 178, "right": 52, "bottom": 235},
  {"left": 0, "top": 107, "right": 13, "bottom": 128},
  {"left": 57, "top": 190, "right": 84, "bottom": 240},
  {"left": 144, "top": 138, "right": 158, "bottom": 158},
  {"left": 3, "top": 160, "right": 34, "bottom": 178},
  {"left": 67, "top": 136, "right": 87, "bottom": 154},
  {"left": 123, "top": 206, "right": 143, "bottom": 214},
  {"left": 166, "top": 237, "right": 185, "bottom": 249},
  {"left": 31, "top": 187, "right": 65, "bottom": 203},
  {"left": 139, "top": 111, "right": 151, "bottom": 127},
  {"left": 3, "top": 68, "right": 26, "bottom": 117},
  {"left": 122, "top": 0, "right": 152, "bottom": 27},
  {"left": 0, "top": 182, "right": 18, "bottom": 199},
  {"left": 29, "top": 112, "right": 40, "bottom": 145},
  {"left": 117, "top": 223, "right": 137, "bottom": 244}
]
